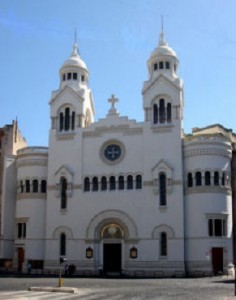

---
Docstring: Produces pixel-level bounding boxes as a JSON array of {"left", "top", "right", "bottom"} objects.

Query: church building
[{"left": 0, "top": 30, "right": 235, "bottom": 277}]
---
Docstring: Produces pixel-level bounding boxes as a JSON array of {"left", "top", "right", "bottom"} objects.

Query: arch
[
  {"left": 127, "top": 175, "right": 133, "bottom": 190},
  {"left": 152, "top": 224, "right": 175, "bottom": 239},
  {"left": 60, "top": 112, "right": 64, "bottom": 131},
  {"left": 167, "top": 103, "right": 172, "bottom": 123},
  {"left": 41, "top": 179, "right": 47, "bottom": 193},
  {"left": 187, "top": 172, "right": 193, "bottom": 187},
  {"left": 57, "top": 104, "right": 76, "bottom": 132},
  {"left": 86, "top": 209, "right": 138, "bottom": 240},
  {"left": 52, "top": 226, "right": 73, "bottom": 239},
  {"left": 109, "top": 176, "right": 116, "bottom": 190},
  {"left": 25, "top": 179, "right": 30, "bottom": 193},
  {"left": 136, "top": 174, "right": 142, "bottom": 189},
  {"left": 65, "top": 107, "right": 70, "bottom": 131},
  {"left": 32, "top": 179, "right": 38, "bottom": 193},
  {"left": 159, "top": 172, "right": 166, "bottom": 206},
  {"left": 159, "top": 99, "right": 165, "bottom": 123},
  {"left": 101, "top": 176, "right": 107, "bottom": 191},
  {"left": 195, "top": 171, "right": 202, "bottom": 186},
  {"left": 84, "top": 177, "right": 90, "bottom": 191},
  {"left": 118, "top": 175, "right": 124, "bottom": 190},
  {"left": 60, "top": 177, "right": 67, "bottom": 209},
  {"left": 160, "top": 232, "right": 167, "bottom": 256},
  {"left": 214, "top": 171, "right": 219, "bottom": 186},
  {"left": 60, "top": 233, "right": 66, "bottom": 256},
  {"left": 205, "top": 171, "right": 211, "bottom": 186},
  {"left": 92, "top": 177, "right": 98, "bottom": 191},
  {"left": 153, "top": 104, "right": 158, "bottom": 124}
]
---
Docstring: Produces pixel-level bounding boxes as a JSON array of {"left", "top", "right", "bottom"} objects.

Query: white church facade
[{"left": 0, "top": 31, "right": 235, "bottom": 277}]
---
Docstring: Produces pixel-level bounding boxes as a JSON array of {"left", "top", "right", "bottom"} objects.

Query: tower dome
[
  {"left": 59, "top": 41, "right": 89, "bottom": 90},
  {"left": 150, "top": 32, "right": 177, "bottom": 59},
  {"left": 61, "top": 43, "right": 88, "bottom": 71},
  {"left": 147, "top": 31, "right": 179, "bottom": 80}
]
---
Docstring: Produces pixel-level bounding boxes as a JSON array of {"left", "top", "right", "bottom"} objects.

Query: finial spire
[
  {"left": 161, "top": 15, "right": 164, "bottom": 34},
  {"left": 159, "top": 15, "right": 166, "bottom": 46},
  {"left": 72, "top": 28, "right": 79, "bottom": 56}
]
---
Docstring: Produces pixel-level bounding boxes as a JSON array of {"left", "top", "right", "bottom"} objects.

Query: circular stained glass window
[{"left": 104, "top": 144, "right": 121, "bottom": 161}]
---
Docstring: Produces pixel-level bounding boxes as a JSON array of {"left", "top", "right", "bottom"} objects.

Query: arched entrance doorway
[{"left": 101, "top": 224, "right": 124, "bottom": 275}]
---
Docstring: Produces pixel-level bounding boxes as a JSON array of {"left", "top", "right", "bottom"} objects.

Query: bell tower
[
  {"left": 49, "top": 36, "right": 95, "bottom": 134},
  {"left": 142, "top": 29, "right": 184, "bottom": 130}
]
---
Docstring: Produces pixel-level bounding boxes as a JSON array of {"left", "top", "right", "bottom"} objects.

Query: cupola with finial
[
  {"left": 147, "top": 21, "right": 179, "bottom": 81},
  {"left": 59, "top": 31, "right": 89, "bottom": 90}
]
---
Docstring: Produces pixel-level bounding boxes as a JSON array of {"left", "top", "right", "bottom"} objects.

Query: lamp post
[{"left": 59, "top": 257, "right": 67, "bottom": 288}]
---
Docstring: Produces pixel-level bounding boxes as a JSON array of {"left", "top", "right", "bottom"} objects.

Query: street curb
[{"left": 29, "top": 286, "right": 79, "bottom": 293}]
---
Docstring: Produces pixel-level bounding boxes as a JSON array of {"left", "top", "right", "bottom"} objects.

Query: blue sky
[{"left": 0, "top": 0, "right": 236, "bottom": 146}]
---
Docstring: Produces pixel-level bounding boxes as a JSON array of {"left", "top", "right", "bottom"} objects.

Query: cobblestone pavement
[{"left": 0, "top": 276, "right": 235, "bottom": 299}]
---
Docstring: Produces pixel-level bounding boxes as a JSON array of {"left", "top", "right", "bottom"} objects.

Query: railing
[{"left": 17, "top": 147, "right": 48, "bottom": 155}]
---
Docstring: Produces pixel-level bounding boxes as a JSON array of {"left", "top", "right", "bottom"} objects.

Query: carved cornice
[
  {"left": 185, "top": 186, "right": 231, "bottom": 195},
  {"left": 17, "top": 193, "right": 47, "bottom": 200},
  {"left": 83, "top": 125, "right": 143, "bottom": 138},
  {"left": 17, "top": 159, "right": 48, "bottom": 168},
  {"left": 151, "top": 124, "right": 173, "bottom": 133},
  {"left": 56, "top": 133, "right": 75, "bottom": 141},
  {"left": 184, "top": 148, "right": 231, "bottom": 159}
]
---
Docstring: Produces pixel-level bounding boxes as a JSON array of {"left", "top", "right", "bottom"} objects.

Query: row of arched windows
[
  {"left": 153, "top": 99, "right": 172, "bottom": 124},
  {"left": 59, "top": 107, "right": 75, "bottom": 132},
  {"left": 153, "top": 60, "right": 177, "bottom": 72},
  {"left": 153, "top": 61, "right": 170, "bottom": 71},
  {"left": 18, "top": 179, "right": 47, "bottom": 194},
  {"left": 187, "top": 170, "right": 229, "bottom": 188},
  {"left": 62, "top": 72, "right": 86, "bottom": 83},
  {"left": 84, "top": 175, "right": 142, "bottom": 192}
]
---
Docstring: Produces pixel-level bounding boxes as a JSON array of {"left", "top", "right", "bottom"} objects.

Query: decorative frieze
[
  {"left": 184, "top": 148, "right": 231, "bottom": 159},
  {"left": 17, "top": 159, "right": 48, "bottom": 167},
  {"left": 17, "top": 193, "right": 47, "bottom": 200}
]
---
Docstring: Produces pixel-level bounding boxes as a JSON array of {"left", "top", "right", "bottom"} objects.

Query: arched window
[
  {"left": 214, "top": 171, "right": 219, "bottom": 186},
  {"left": 136, "top": 175, "right": 142, "bottom": 189},
  {"left": 41, "top": 180, "right": 47, "bottom": 193},
  {"left": 109, "top": 176, "right": 116, "bottom": 190},
  {"left": 160, "top": 232, "right": 167, "bottom": 256},
  {"left": 25, "top": 180, "right": 30, "bottom": 193},
  {"left": 84, "top": 177, "right": 90, "bottom": 192},
  {"left": 195, "top": 172, "right": 202, "bottom": 186},
  {"left": 153, "top": 104, "right": 158, "bottom": 124},
  {"left": 118, "top": 176, "right": 124, "bottom": 190},
  {"left": 20, "top": 181, "right": 24, "bottom": 193},
  {"left": 187, "top": 173, "right": 193, "bottom": 187},
  {"left": 71, "top": 111, "right": 75, "bottom": 130},
  {"left": 159, "top": 173, "right": 166, "bottom": 206},
  {"left": 159, "top": 61, "right": 164, "bottom": 69},
  {"left": 65, "top": 107, "right": 70, "bottom": 131},
  {"left": 32, "top": 179, "right": 38, "bottom": 193},
  {"left": 205, "top": 171, "right": 211, "bottom": 186},
  {"left": 92, "top": 177, "right": 98, "bottom": 191},
  {"left": 159, "top": 99, "right": 165, "bottom": 124},
  {"left": 60, "top": 233, "right": 66, "bottom": 256},
  {"left": 60, "top": 177, "right": 67, "bottom": 209},
  {"left": 101, "top": 176, "right": 107, "bottom": 191},
  {"left": 127, "top": 175, "right": 133, "bottom": 190},
  {"left": 60, "top": 112, "right": 64, "bottom": 131},
  {"left": 167, "top": 103, "right": 172, "bottom": 123}
]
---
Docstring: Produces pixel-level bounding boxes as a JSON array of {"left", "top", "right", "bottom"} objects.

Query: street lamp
[{"left": 59, "top": 257, "right": 67, "bottom": 287}]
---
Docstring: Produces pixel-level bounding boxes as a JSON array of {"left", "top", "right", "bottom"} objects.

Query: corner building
[{"left": 1, "top": 31, "right": 234, "bottom": 277}]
